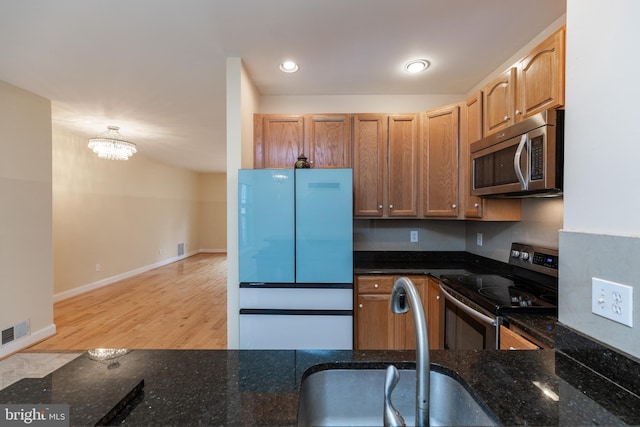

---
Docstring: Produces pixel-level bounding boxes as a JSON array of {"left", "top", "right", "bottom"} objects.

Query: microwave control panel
[{"left": 530, "top": 135, "right": 544, "bottom": 180}]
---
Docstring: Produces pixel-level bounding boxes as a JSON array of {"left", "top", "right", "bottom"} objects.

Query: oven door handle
[{"left": 439, "top": 284, "right": 497, "bottom": 326}]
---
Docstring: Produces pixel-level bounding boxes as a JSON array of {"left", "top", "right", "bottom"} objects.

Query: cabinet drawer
[{"left": 356, "top": 276, "right": 394, "bottom": 294}]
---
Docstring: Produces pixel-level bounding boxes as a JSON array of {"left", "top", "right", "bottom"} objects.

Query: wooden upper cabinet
[
  {"left": 387, "top": 114, "right": 420, "bottom": 217},
  {"left": 254, "top": 114, "right": 351, "bottom": 169},
  {"left": 483, "top": 27, "right": 566, "bottom": 138},
  {"left": 353, "top": 114, "right": 386, "bottom": 217},
  {"left": 461, "top": 93, "right": 483, "bottom": 218},
  {"left": 353, "top": 114, "right": 419, "bottom": 218},
  {"left": 517, "top": 27, "right": 565, "bottom": 120},
  {"left": 482, "top": 67, "right": 516, "bottom": 137},
  {"left": 305, "top": 114, "right": 351, "bottom": 168},
  {"left": 254, "top": 115, "right": 304, "bottom": 168},
  {"left": 422, "top": 104, "right": 459, "bottom": 218}
]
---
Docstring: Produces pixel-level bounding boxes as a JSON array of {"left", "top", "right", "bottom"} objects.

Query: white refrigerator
[{"left": 238, "top": 168, "right": 353, "bottom": 349}]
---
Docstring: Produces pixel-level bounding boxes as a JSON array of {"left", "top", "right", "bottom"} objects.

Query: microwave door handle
[
  {"left": 439, "top": 284, "right": 497, "bottom": 326},
  {"left": 514, "top": 134, "right": 528, "bottom": 190}
]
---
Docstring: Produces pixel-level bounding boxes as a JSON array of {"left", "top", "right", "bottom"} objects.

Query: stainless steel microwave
[{"left": 470, "top": 109, "right": 564, "bottom": 197}]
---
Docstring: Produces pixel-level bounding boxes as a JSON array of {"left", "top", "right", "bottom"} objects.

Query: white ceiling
[{"left": 0, "top": 0, "right": 566, "bottom": 173}]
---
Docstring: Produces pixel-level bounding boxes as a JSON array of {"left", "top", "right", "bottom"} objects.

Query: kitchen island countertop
[{"left": 1, "top": 346, "right": 639, "bottom": 426}]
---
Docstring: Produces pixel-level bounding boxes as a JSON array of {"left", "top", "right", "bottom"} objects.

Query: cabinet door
[
  {"left": 387, "top": 114, "right": 419, "bottom": 217},
  {"left": 305, "top": 115, "right": 351, "bottom": 168},
  {"left": 482, "top": 67, "right": 516, "bottom": 137},
  {"left": 254, "top": 115, "right": 304, "bottom": 168},
  {"left": 356, "top": 294, "right": 395, "bottom": 349},
  {"left": 517, "top": 28, "right": 565, "bottom": 120},
  {"left": 238, "top": 169, "right": 295, "bottom": 283},
  {"left": 396, "top": 276, "right": 427, "bottom": 350},
  {"left": 461, "top": 92, "right": 484, "bottom": 218},
  {"left": 427, "top": 279, "right": 443, "bottom": 350},
  {"left": 295, "top": 169, "right": 353, "bottom": 283},
  {"left": 499, "top": 325, "right": 539, "bottom": 350},
  {"left": 422, "top": 105, "right": 459, "bottom": 217},
  {"left": 353, "top": 115, "right": 386, "bottom": 217}
]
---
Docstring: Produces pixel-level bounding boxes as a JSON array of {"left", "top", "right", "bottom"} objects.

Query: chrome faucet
[{"left": 384, "top": 277, "right": 430, "bottom": 427}]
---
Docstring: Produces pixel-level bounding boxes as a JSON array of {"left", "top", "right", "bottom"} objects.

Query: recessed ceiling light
[
  {"left": 404, "top": 59, "right": 430, "bottom": 73},
  {"left": 279, "top": 61, "right": 299, "bottom": 73}
]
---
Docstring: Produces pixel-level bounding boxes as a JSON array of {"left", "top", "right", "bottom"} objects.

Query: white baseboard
[
  {"left": 53, "top": 249, "right": 223, "bottom": 303},
  {"left": 0, "top": 324, "right": 56, "bottom": 359},
  {"left": 200, "top": 249, "right": 227, "bottom": 253}
]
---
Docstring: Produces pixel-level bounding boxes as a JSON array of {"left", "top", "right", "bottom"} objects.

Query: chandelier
[{"left": 88, "top": 126, "right": 137, "bottom": 160}]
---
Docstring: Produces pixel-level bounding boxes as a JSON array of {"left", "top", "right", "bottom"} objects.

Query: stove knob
[
  {"left": 511, "top": 250, "right": 520, "bottom": 258},
  {"left": 520, "top": 251, "right": 530, "bottom": 261}
]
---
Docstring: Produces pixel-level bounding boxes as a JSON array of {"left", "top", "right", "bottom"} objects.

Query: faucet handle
[{"left": 383, "top": 365, "right": 406, "bottom": 427}]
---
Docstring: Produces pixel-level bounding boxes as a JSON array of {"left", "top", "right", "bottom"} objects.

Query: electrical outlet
[
  {"left": 476, "top": 233, "right": 483, "bottom": 247},
  {"left": 592, "top": 277, "right": 633, "bottom": 327},
  {"left": 95, "top": 264, "right": 101, "bottom": 272},
  {"left": 410, "top": 230, "right": 418, "bottom": 243}
]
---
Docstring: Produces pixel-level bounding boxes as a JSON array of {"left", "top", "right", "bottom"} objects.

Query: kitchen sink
[{"left": 297, "top": 367, "right": 498, "bottom": 427}]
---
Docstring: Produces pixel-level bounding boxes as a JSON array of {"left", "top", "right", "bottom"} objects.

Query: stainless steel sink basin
[{"left": 297, "top": 368, "right": 498, "bottom": 427}]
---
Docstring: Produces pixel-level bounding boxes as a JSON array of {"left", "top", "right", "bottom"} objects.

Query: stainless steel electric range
[{"left": 438, "top": 242, "right": 558, "bottom": 350}]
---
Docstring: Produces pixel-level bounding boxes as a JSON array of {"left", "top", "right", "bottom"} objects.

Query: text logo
[{"left": 1, "top": 405, "right": 69, "bottom": 426}]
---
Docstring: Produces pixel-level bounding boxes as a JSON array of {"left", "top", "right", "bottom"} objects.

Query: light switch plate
[
  {"left": 410, "top": 230, "right": 418, "bottom": 243},
  {"left": 592, "top": 277, "right": 633, "bottom": 327}
]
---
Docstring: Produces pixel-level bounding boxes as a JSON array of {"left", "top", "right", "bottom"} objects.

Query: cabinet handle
[
  {"left": 509, "top": 346, "right": 516, "bottom": 350},
  {"left": 359, "top": 304, "right": 363, "bottom": 308},
  {"left": 452, "top": 204, "right": 457, "bottom": 209},
  {"left": 503, "top": 115, "right": 509, "bottom": 121},
  {"left": 389, "top": 204, "right": 394, "bottom": 209},
  {"left": 474, "top": 203, "right": 480, "bottom": 208},
  {"left": 374, "top": 284, "right": 379, "bottom": 288},
  {"left": 515, "top": 110, "right": 521, "bottom": 116},
  {"left": 436, "top": 295, "right": 440, "bottom": 300},
  {"left": 378, "top": 205, "right": 383, "bottom": 209}
]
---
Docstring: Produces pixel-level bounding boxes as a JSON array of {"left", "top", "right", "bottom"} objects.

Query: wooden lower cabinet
[
  {"left": 356, "top": 293, "right": 395, "bottom": 349},
  {"left": 499, "top": 325, "right": 540, "bottom": 350},
  {"left": 427, "top": 278, "right": 443, "bottom": 350},
  {"left": 355, "top": 275, "right": 443, "bottom": 350},
  {"left": 355, "top": 276, "right": 395, "bottom": 349}
]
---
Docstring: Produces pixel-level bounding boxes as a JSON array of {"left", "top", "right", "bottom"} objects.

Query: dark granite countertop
[
  {"left": 353, "top": 250, "right": 510, "bottom": 276},
  {"left": 2, "top": 331, "right": 640, "bottom": 426},
  {"left": 505, "top": 313, "right": 557, "bottom": 348}
]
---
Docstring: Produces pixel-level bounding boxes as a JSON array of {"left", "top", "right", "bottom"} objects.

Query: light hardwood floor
[{"left": 28, "top": 253, "right": 227, "bottom": 351}]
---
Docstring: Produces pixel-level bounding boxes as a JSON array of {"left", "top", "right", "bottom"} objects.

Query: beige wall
[
  {"left": 0, "top": 80, "right": 54, "bottom": 357},
  {"left": 198, "top": 172, "right": 227, "bottom": 251},
  {"left": 53, "top": 128, "right": 226, "bottom": 299},
  {"left": 226, "top": 58, "right": 261, "bottom": 348}
]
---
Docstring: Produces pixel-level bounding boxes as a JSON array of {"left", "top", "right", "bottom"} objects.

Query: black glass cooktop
[{"left": 440, "top": 273, "right": 558, "bottom": 315}]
